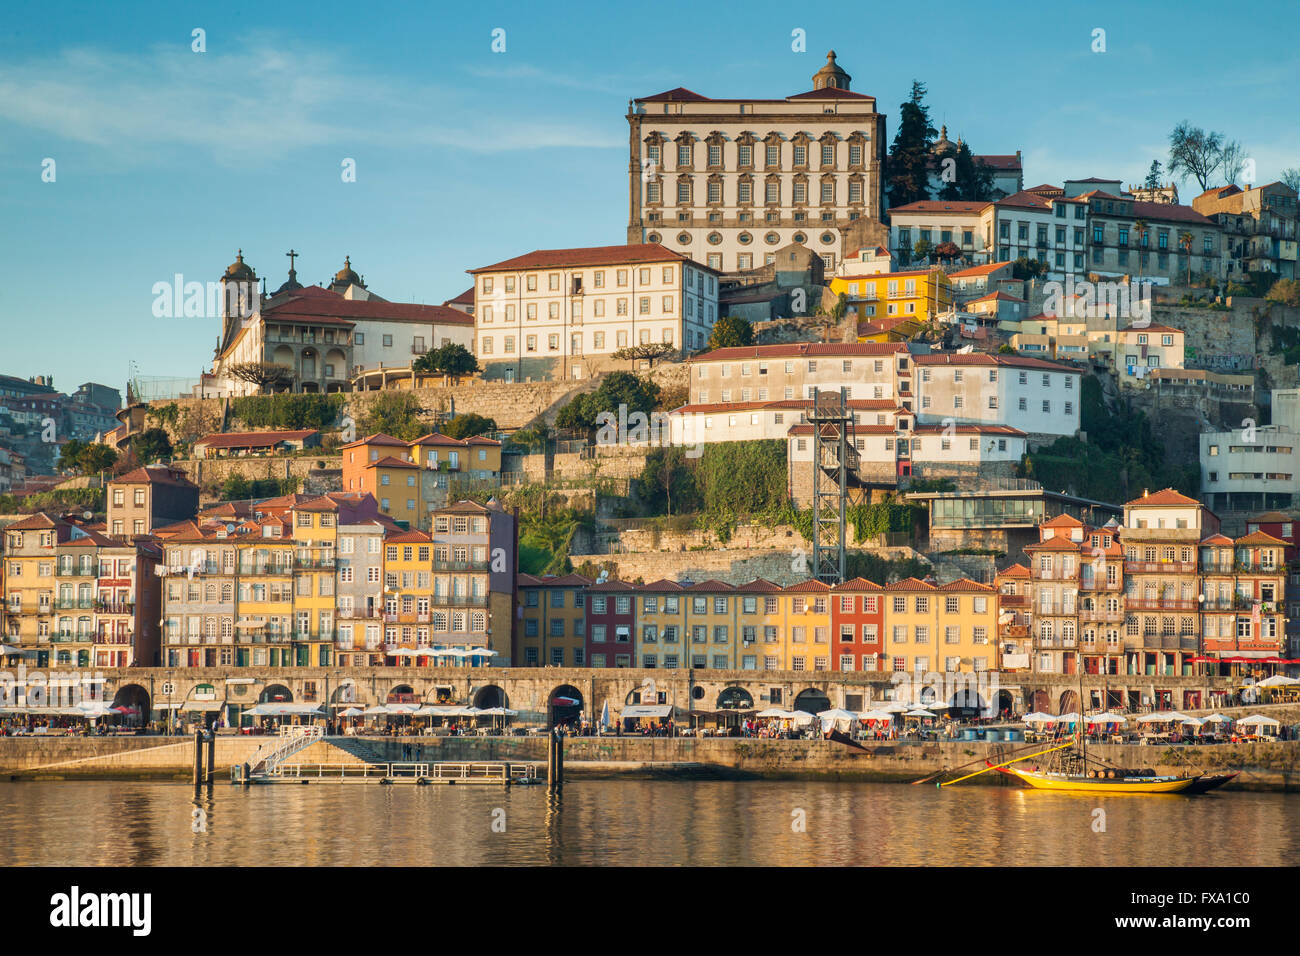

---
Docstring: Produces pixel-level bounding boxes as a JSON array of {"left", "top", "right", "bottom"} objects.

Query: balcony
[
  {"left": 1201, "top": 562, "right": 1236, "bottom": 575},
  {"left": 94, "top": 601, "right": 135, "bottom": 614},
  {"left": 294, "top": 558, "right": 336, "bottom": 570},
  {"left": 56, "top": 566, "right": 96, "bottom": 578},
  {"left": 1078, "top": 608, "right": 1124, "bottom": 623},
  {"left": 432, "top": 559, "right": 490, "bottom": 572},
  {"left": 53, "top": 599, "right": 96, "bottom": 610},
  {"left": 237, "top": 564, "right": 292, "bottom": 576},
  {"left": 1124, "top": 599, "right": 1198, "bottom": 611},
  {"left": 1124, "top": 561, "right": 1197, "bottom": 574}
]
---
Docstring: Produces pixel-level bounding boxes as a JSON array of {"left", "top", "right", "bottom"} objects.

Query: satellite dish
[{"left": 83, "top": 511, "right": 93, "bottom": 520}]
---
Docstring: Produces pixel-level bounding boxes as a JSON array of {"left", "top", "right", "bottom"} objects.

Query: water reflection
[{"left": 0, "top": 781, "right": 1296, "bottom": 867}]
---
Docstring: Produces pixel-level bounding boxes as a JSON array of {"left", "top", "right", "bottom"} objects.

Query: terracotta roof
[
  {"left": 469, "top": 243, "right": 718, "bottom": 275},
  {"left": 638, "top": 578, "right": 686, "bottom": 592},
  {"left": 938, "top": 578, "right": 994, "bottom": 592},
  {"left": 2, "top": 512, "right": 61, "bottom": 531},
  {"left": 697, "top": 342, "right": 906, "bottom": 363},
  {"left": 1124, "top": 488, "right": 1200, "bottom": 507},
  {"left": 913, "top": 424, "right": 1026, "bottom": 436},
  {"left": 976, "top": 154, "right": 1022, "bottom": 170},
  {"left": 195, "top": 429, "right": 318, "bottom": 449},
  {"left": 338, "top": 433, "right": 409, "bottom": 451},
  {"left": 443, "top": 287, "right": 475, "bottom": 306},
  {"left": 637, "top": 87, "right": 712, "bottom": 102},
  {"left": 948, "top": 262, "right": 1013, "bottom": 278},
  {"left": 833, "top": 577, "right": 884, "bottom": 591},
  {"left": 408, "top": 433, "right": 500, "bottom": 448},
  {"left": 998, "top": 563, "right": 1030, "bottom": 578},
  {"left": 264, "top": 288, "right": 473, "bottom": 326},
  {"left": 674, "top": 398, "right": 899, "bottom": 415},
  {"left": 1040, "top": 514, "right": 1085, "bottom": 528},
  {"left": 888, "top": 200, "right": 990, "bottom": 214},
  {"left": 786, "top": 87, "right": 873, "bottom": 100},
  {"left": 386, "top": 530, "right": 432, "bottom": 544},
  {"left": 783, "top": 579, "right": 833, "bottom": 592},
  {"left": 112, "top": 465, "right": 199, "bottom": 488},
  {"left": 517, "top": 573, "right": 594, "bottom": 588},
  {"left": 439, "top": 500, "right": 501, "bottom": 514},
  {"left": 884, "top": 577, "right": 936, "bottom": 591},
  {"left": 1235, "top": 531, "right": 1289, "bottom": 546},
  {"left": 1248, "top": 511, "right": 1293, "bottom": 524},
  {"left": 734, "top": 578, "right": 784, "bottom": 592},
  {"left": 366, "top": 456, "right": 420, "bottom": 470},
  {"left": 912, "top": 352, "right": 1079, "bottom": 373},
  {"left": 968, "top": 291, "right": 1025, "bottom": 304},
  {"left": 1119, "top": 324, "right": 1182, "bottom": 334},
  {"left": 996, "top": 190, "right": 1051, "bottom": 210},
  {"left": 1199, "top": 534, "right": 1234, "bottom": 545},
  {"left": 1023, "top": 537, "right": 1084, "bottom": 552}
]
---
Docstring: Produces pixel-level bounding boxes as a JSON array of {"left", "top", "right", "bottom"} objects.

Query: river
[{"left": 2, "top": 780, "right": 1297, "bottom": 866}]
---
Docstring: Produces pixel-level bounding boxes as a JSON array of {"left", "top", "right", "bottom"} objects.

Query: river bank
[{"left": 3, "top": 735, "right": 1300, "bottom": 790}]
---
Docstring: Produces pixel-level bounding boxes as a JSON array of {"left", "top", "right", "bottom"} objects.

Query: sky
[{"left": 2, "top": 0, "right": 1298, "bottom": 394}]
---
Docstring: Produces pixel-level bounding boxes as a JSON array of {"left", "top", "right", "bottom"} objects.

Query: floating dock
[{"left": 233, "top": 760, "right": 540, "bottom": 785}]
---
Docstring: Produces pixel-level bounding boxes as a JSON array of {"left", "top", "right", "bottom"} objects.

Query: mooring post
[
  {"left": 555, "top": 727, "right": 564, "bottom": 788},
  {"left": 206, "top": 729, "right": 216, "bottom": 789},
  {"left": 193, "top": 729, "right": 203, "bottom": 796}
]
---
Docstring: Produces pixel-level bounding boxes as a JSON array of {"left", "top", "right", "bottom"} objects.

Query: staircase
[
  {"left": 325, "top": 736, "right": 389, "bottom": 764},
  {"left": 248, "top": 726, "right": 324, "bottom": 775}
]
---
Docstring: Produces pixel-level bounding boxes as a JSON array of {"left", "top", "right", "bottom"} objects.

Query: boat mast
[{"left": 1077, "top": 646, "right": 1087, "bottom": 770}]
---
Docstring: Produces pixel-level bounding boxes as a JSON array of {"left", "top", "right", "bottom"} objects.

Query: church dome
[
  {"left": 334, "top": 256, "right": 362, "bottom": 286},
  {"left": 224, "top": 250, "right": 255, "bottom": 280},
  {"left": 812, "top": 51, "right": 851, "bottom": 91},
  {"left": 932, "top": 125, "right": 956, "bottom": 155}
]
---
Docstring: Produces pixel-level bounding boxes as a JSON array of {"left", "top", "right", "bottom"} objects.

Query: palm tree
[
  {"left": 1179, "top": 231, "right": 1194, "bottom": 286},
  {"left": 1132, "top": 219, "right": 1149, "bottom": 285}
]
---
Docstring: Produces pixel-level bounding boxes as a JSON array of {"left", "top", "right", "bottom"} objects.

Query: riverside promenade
[{"left": 3, "top": 732, "right": 1300, "bottom": 790}]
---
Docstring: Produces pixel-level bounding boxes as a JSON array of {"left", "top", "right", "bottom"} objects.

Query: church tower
[
  {"left": 811, "top": 51, "right": 851, "bottom": 91},
  {"left": 218, "top": 250, "right": 258, "bottom": 352}
]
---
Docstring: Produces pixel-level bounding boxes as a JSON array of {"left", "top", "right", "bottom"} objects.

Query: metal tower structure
[{"left": 810, "top": 386, "right": 856, "bottom": 585}]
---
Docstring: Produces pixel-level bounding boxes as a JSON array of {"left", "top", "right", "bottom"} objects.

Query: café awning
[
  {"left": 242, "top": 703, "right": 325, "bottom": 717},
  {"left": 621, "top": 704, "right": 672, "bottom": 719}
]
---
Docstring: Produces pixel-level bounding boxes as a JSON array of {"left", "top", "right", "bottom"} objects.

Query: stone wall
[{"left": 172, "top": 455, "right": 342, "bottom": 489}]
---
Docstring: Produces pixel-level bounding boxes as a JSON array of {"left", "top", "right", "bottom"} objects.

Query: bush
[
  {"left": 231, "top": 394, "right": 344, "bottom": 431},
  {"left": 357, "top": 392, "right": 428, "bottom": 441}
]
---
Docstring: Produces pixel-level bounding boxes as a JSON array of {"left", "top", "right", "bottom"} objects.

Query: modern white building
[
  {"left": 626, "top": 52, "right": 888, "bottom": 276},
  {"left": 469, "top": 244, "right": 719, "bottom": 381},
  {"left": 688, "top": 342, "right": 912, "bottom": 407},
  {"left": 1201, "top": 388, "right": 1300, "bottom": 513},
  {"left": 888, "top": 200, "right": 991, "bottom": 264}
]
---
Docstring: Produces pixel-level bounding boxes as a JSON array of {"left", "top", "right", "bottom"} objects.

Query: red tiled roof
[
  {"left": 833, "top": 577, "right": 884, "bottom": 591},
  {"left": 783, "top": 579, "right": 833, "bottom": 592},
  {"left": 968, "top": 291, "right": 1025, "bottom": 303},
  {"left": 884, "top": 577, "right": 936, "bottom": 591},
  {"left": 948, "top": 262, "right": 1013, "bottom": 278},
  {"left": 1248, "top": 511, "right": 1293, "bottom": 524},
  {"left": 338, "top": 433, "right": 409, "bottom": 451},
  {"left": 913, "top": 424, "right": 1026, "bottom": 436},
  {"left": 682, "top": 578, "right": 736, "bottom": 592},
  {"left": 444, "top": 287, "right": 474, "bottom": 306},
  {"left": 1041, "top": 514, "right": 1085, "bottom": 528},
  {"left": 195, "top": 429, "right": 317, "bottom": 449},
  {"left": 938, "top": 578, "right": 994, "bottom": 592},
  {"left": 735, "top": 578, "right": 784, "bottom": 592},
  {"left": 1235, "top": 531, "right": 1289, "bottom": 546},
  {"left": 637, "top": 87, "right": 712, "bottom": 102},
  {"left": 469, "top": 243, "right": 717, "bottom": 274},
  {"left": 112, "top": 465, "right": 199, "bottom": 488},
  {"left": 998, "top": 563, "right": 1030, "bottom": 578},
  {"left": 1200, "top": 534, "right": 1234, "bottom": 545},
  {"left": 1119, "top": 324, "right": 1182, "bottom": 334},
  {"left": 1024, "top": 537, "right": 1084, "bottom": 552},
  {"left": 386, "top": 530, "right": 432, "bottom": 544},
  {"left": 638, "top": 578, "right": 686, "bottom": 592},
  {"left": 366, "top": 456, "right": 419, "bottom": 470},
  {"left": 697, "top": 342, "right": 906, "bottom": 362},
  {"left": 264, "top": 289, "right": 473, "bottom": 326},
  {"left": 517, "top": 573, "right": 594, "bottom": 588},
  {"left": 976, "top": 154, "right": 1021, "bottom": 170},
  {"left": 887, "top": 200, "right": 990, "bottom": 214},
  {"left": 1124, "top": 488, "right": 1200, "bottom": 507},
  {"left": 912, "top": 353, "right": 1079, "bottom": 373},
  {"left": 786, "top": 87, "right": 873, "bottom": 100}
]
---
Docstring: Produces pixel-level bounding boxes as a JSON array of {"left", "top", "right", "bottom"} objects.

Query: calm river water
[{"left": 2, "top": 780, "right": 1297, "bottom": 866}]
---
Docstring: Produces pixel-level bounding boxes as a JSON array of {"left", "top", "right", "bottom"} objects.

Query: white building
[
  {"left": 688, "top": 342, "right": 912, "bottom": 407},
  {"left": 671, "top": 397, "right": 901, "bottom": 447},
  {"left": 626, "top": 52, "right": 888, "bottom": 275},
  {"left": 887, "top": 200, "right": 991, "bottom": 265},
  {"left": 469, "top": 244, "right": 719, "bottom": 381},
  {"left": 1201, "top": 388, "right": 1300, "bottom": 513},
  {"left": 984, "top": 190, "right": 1089, "bottom": 281},
  {"left": 913, "top": 353, "right": 1082, "bottom": 442}
]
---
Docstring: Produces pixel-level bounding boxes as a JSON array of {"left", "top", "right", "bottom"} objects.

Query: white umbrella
[
  {"left": 791, "top": 711, "right": 816, "bottom": 726},
  {"left": 1055, "top": 712, "right": 1082, "bottom": 723},
  {"left": 386, "top": 703, "right": 419, "bottom": 714},
  {"left": 859, "top": 710, "right": 895, "bottom": 721},
  {"left": 362, "top": 704, "right": 390, "bottom": 716},
  {"left": 756, "top": 707, "right": 794, "bottom": 719},
  {"left": 904, "top": 709, "right": 937, "bottom": 718},
  {"left": 1257, "top": 674, "right": 1300, "bottom": 687},
  {"left": 1236, "top": 714, "right": 1281, "bottom": 728},
  {"left": 478, "top": 707, "right": 517, "bottom": 716},
  {"left": 1163, "top": 712, "right": 1192, "bottom": 723},
  {"left": 1022, "top": 712, "right": 1055, "bottom": 724},
  {"left": 338, "top": 707, "right": 363, "bottom": 718},
  {"left": 1087, "top": 712, "right": 1127, "bottom": 724},
  {"left": 1136, "top": 712, "right": 1173, "bottom": 723},
  {"left": 817, "top": 708, "right": 859, "bottom": 721},
  {"left": 599, "top": 700, "right": 611, "bottom": 729},
  {"left": 881, "top": 701, "right": 911, "bottom": 713},
  {"left": 1179, "top": 716, "right": 1204, "bottom": 727},
  {"left": 1201, "top": 713, "right": 1233, "bottom": 724}
]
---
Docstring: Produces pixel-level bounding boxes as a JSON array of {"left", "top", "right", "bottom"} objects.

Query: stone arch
[
  {"left": 473, "top": 685, "right": 509, "bottom": 709},
  {"left": 548, "top": 684, "right": 584, "bottom": 729},
  {"left": 793, "top": 688, "right": 830, "bottom": 714},
  {"left": 387, "top": 683, "right": 416, "bottom": 704},
  {"left": 1030, "top": 689, "right": 1050, "bottom": 713},
  {"left": 996, "top": 689, "right": 1015, "bottom": 717},
  {"left": 325, "top": 347, "right": 347, "bottom": 382},
  {"left": 717, "top": 686, "right": 754, "bottom": 710},
  {"left": 1058, "top": 689, "right": 1079, "bottom": 715},
  {"left": 111, "top": 683, "right": 150, "bottom": 725},
  {"left": 259, "top": 683, "right": 293, "bottom": 704}
]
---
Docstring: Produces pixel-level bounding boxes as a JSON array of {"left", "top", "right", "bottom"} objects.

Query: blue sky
[{"left": 2, "top": 0, "right": 1297, "bottom": 393}]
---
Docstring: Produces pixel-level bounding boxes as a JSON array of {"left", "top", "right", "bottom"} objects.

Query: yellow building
[
  {"left": 232, "top": 518, "right": 296, "bottom": 668},
  {"left": 778, "top": 580, "right": 833, "bottom": 673},
  {"left": 515, "top": 573, "right": 592, "bottom": 667},
  {"left": 831, "top": 267, "right": 953, "bottom": 328},
  {"left": 882, "top": 577, "right": 997, "bottom": 677},
  {"left": 287, "top": 498, "right": 340, "bottom": 666}
]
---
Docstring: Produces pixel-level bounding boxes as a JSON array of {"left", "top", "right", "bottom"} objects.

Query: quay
[{"left": 3, "top": 729, "right": 1300, "bottom": 790}]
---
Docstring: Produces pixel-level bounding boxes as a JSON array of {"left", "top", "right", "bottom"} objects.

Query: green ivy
[{"left": 231, "top": 394, "right": 345, "bottom": 431}]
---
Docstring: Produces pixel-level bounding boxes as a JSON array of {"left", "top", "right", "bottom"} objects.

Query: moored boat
[
  {"left": 1184, "top": 771, "right": 1240, "bottom": 794},
  {"left": 995, "top": 762, "right": 1196, "bottom": 794}
]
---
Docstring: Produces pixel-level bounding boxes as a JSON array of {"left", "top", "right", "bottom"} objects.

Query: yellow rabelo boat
[{"left": 995, "top": 762, "right": 1197, "bottom": 794}]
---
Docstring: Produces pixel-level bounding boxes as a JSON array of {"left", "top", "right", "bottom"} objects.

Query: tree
[
  {"left": 442, "top": 413, "right": 497, "bottom": 440},
  {"left": 912, "top": 238, "right": 934, "bottom": 262},
  {"left": 131, "top": 428, "right": 173, "bottom": 464},
  {"left": 359, "top": 391, "right": 427, "bottom": 441},
  {"left": 77, "top": 443, "right": 119, "bottom": 475},
  {"left": 414, "top": 343, "right": 480, "bottom": 382},
  {"left": 1012, "top": 257, "right": 1046, "bottom": 281},
  {"left": 1132, "top": 218, "right": 1149, "bottom": 280},
  {"left": 1266, "top": 278, "right": 1300, "bottom": 307},
  {"left": 555, "top": 372, "right": 659, "bottom": 435},
  {"left": 1168, "top": 122, "right": 1225, "bottom": 191},
  {"left": 611, "top": 343, "right": 677, "bottom": 367},
  {"left": 1144, "top": 159, "right": 1164, "bottom": 191},
  {"left": 1218, "top": 140, "right": 1246, "bottom": 186},
  {"left": 1179, "top": 231, "right": 1194, "bottom": 285},
  {"left": 885, "top": 80, "right": 937, "bottom": 209},
  {"left": 56, "top": 439, "right": 85, "bottom": 474},
  {"left": 937, "top": 141, "right": 994, "bottom": 202},
  {"left": 933, "top": 241, "right": 962, "bottom": 261},
  {"left": 1281, "top": 168, "right": 1300, "bottom": 194},
  {"left": 707, "top": 315, "right": 754, "bottom": 350},
  {"left": 229, "top": 361, "right": 293, "bottom": 393}
]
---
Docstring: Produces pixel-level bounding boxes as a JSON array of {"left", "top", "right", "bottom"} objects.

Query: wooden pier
[{"left": 233, "top": 760, "right": 541, "bottom": 786}]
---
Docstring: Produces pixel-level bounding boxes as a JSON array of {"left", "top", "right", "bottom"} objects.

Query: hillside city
[{"left": 4, "top": 53, "right": 1300, "bottom": 718}]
